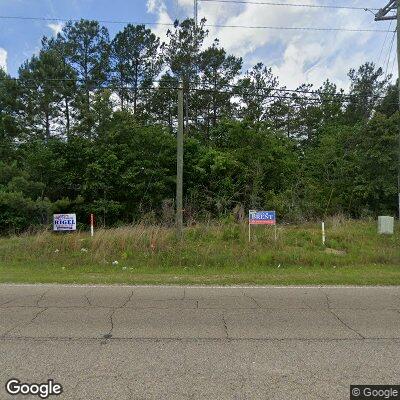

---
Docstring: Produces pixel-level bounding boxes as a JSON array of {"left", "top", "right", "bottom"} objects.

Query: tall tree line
[{"left": 0, "top": 18, "right": 398, "bottom": 232}]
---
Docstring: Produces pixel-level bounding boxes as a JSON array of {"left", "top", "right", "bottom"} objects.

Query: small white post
[
  {"left": 248, "top": 219, "right": 251, "bottom": 242},
  {"left": 90, "top": 214, "right": 94, "bottom": 237},
  {"left": 322, "top": 221, "right": 326, "bottom": 246}
]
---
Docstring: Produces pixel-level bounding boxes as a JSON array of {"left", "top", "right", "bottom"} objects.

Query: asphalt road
[{"left": 1, "top": 284, "right": 400, "bottom": 399}]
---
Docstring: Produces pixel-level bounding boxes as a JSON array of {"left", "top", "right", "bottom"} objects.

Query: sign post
[
  {"left": 90, "top": 214, "right": 94, "bottom": 237},
  {"left": 248, "top": 211, "right": 277, "bottom": 242},
  {"left": 53, "top": 214, "right": 77, "bottom": 232}
]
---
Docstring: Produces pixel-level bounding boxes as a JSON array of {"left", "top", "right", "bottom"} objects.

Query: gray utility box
[{"left": 378, "top": 216, "right": 394, "bottom": 235}]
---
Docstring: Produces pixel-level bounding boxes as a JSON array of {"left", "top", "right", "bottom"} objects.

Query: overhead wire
[
  {"left": 0, "top": 6, "right": 392, "bottom": 104},
  {"left": 377, "top": 20, "right": 393, "bottom": 68},
  {"left": 0, "top": 15, "right": 391, "bottom": 33},
  {"left": 8, "top": 83, "right": 394, "bottom": 105},
  {"left": 199, "top": 0, "right": 379, "bottom": 11},
  {"left": 390, "top": 46, "right": 397, "bottom": 77},
  {"left": 385, "top": 31, "right": 396, "bottom": 77},
  {"left": 0, "top": 76, "right": 389, "bottom": 101}
]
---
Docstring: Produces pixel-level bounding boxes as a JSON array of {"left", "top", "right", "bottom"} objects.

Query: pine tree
[
  {"left": 18, "top": 47, "right": 73, "bottom": 141},
  {"left": 163, "top": 18, "right": 208, "bottom": 128},
  {"left": 111, "top": 24, "right": 162, "bottom": 116},
  {"left": 234, "top": 63, "right": 279, "bottom": 123},
  {"left": 148, "top": 73, "right": 179, "bottom": 131},
  {"left": 58, "top": 19, "right": 111, "bottom": 137},
  {"left": 198, "top": 39, "right": 242, "bottom": 135},
  {"left": 0, "top": 69, "right": 20, "bottom": 158},
  {"left": 41, "top": 36, "right": 77, "bottom": 139},
  {"left": 345, "top": 62, "right": 390, "bottom": 122}
]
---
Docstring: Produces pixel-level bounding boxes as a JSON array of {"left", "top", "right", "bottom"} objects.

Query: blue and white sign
[
  {"left": 249, "top": 211, "right": 276, "bottom": 225},
  {"left": 53, "top": 214, "right": 77, "bottom": 231}
]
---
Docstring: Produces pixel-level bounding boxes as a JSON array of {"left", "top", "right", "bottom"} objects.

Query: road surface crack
[
  {"left": 103, "top": 308, "right": 115, "bottom": 339},
  {"left": 222, "top": 315, "right": 229, "bottom": 339},
  {"left": 2, "top": 307, "right": 47, "bottom": 337},
  {"left": 245, "top": 294, "right": 261, "bottom": 308},
  {"left": 328, "top": 309, "right": 365, "bottom": 339},
  {"left": 36, "top": 290, "right": 48, "bottom": 307},
  {"left": 103, "top": 290, "right": 134, "bottom": 339},
  {"left": 324, "top": 292, "right": 331, "bottom": 309},
  {"left": 84, "top": 294, "right": 92, "bottom": 306},
  {"left": 121, "top": 290, "right": 134, "bottom": 308}
]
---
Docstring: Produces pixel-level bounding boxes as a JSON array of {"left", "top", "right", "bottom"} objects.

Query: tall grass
[
  {"left": 0, "top": 218, "right": 398, "bottom": 285},
  {"left": 0, "top": 219, "right": 399, "bottom": 270}
]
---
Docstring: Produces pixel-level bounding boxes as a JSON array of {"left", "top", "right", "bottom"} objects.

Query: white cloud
[
  {"left": 147, "top": 0, "right": 158, "bottom": 13},
  {"left": 146, "top": 0, "right": 173, "bottom": 43},
  {"left": 0, "top": 48, "right": 7, "bottom": 72},
  {"left": 47, "top": 22, "right": 64, "bottom": 36},
  {"left": 146, "top": 0, "right": 392, "bottom": 90}
]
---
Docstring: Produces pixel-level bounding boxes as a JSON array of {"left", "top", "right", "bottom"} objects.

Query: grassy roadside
[{"left": 0, "top": 218, "right": 399, "bottom": 286}]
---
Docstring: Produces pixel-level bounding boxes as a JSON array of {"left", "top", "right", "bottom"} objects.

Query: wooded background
[{"left": 0, "top": 18, "right": 398, "bottom": 233}]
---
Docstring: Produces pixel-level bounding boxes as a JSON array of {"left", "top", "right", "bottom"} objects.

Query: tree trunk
[
  {"left": 45, "top": 112, "right": 50, "bottom": 142},
  {"left": 185, "top": 91, "right": 189, "bottom": 129},
  {"left": 65, "top": 97, "right": 70, "bottom": 139},
  {"left": 134, "top": 65, "right": 138, "bottom": 115}
]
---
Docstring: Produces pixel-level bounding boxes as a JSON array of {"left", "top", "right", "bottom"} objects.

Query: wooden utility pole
[
  {"left": 176, "top": 81, "right": 184, "bottom": 239},
  {"left": 194, "top": 0, "right": 198, "bottom": 27},
  {"left": 375, "top": 0, "right": 400, "bottom": 219},
  {"left": 398, "top": 0, "right": 400, "bottom": 220}
]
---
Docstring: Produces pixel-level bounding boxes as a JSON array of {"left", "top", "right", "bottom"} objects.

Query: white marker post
[
  {"left": 90, "top": 214, "right": 94, "bottom": 237},
  {"left": 322, "top": 222, "right": 326, "bottom": 246}
]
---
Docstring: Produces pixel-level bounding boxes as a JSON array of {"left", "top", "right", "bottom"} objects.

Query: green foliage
[
  {"left": 111, "top": 24, "right": 162, "bottom": 115},
  {"left": 346, "top": 62, "right": 390, "bottom": 123},
  {"left": 0, "top": 18, "right": 398, "bottom": 233},
  {"left": 0, "top": 191, "right": 52, "bottom": 233}
]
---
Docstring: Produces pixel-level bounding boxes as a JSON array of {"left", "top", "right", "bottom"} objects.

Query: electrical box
[{"left": 378, "top": 216, "right": 394, "bottom": 235}]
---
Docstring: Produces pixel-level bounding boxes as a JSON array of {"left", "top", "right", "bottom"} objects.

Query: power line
[
  {"left": 0, "top": 77, "right": 363, "bottom": 98},
  {"left": 199, "top": 0, "right": 379, "bottom": 12},
  {"left": 192, "top": 87, "right": 351, "bottom": 103},
  {"left": 377, "top": 20, "right": 393, "bottom": 68},
  {"left": 390, "top": 43, "right": 397, "bottom": 77},
  {"left": 208, "top": 24, "right": 390, "bottom": 32},
  {"left": 385, "top": 31, "right": 396, "bottom": 77},
  {"left": 0, "top": 76, "right": 390, "bottom": 100},
  {"left": 11, "top": 84, "right": 392, "bottom": 105},
  {"left": 201, "top": 82, "right": 354, "bottom": 98},
  {"left": 0, "top": 15, "right": 173, "bottom": 26},
  {"left": 0, "top": 15, "right": 391, "bottom": 33}
]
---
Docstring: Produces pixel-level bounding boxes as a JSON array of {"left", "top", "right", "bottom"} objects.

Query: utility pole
[
  {"left": 194, "top": 0, "right": 198, "bottom": 27},
  {"left": 176, "top": 81, "right": 184, "bottom": 239},
  {"left": 375, "top": 0, "right": 400, "bottom": 219}
]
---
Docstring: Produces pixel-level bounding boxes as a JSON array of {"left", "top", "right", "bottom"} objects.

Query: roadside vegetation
[
  {"left": 0, "top": 218, "right": 399, "bottom": 285},
  {"left": 1, "top": 19, "right": 399, "bottom": 286},
  {"left": 1, "top": 18, "right": 399, "bottom": 235}
]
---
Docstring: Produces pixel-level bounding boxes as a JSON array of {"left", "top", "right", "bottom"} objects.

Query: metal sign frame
[{"left": 248, "top": 210, "right": 277, "bottom": 242}]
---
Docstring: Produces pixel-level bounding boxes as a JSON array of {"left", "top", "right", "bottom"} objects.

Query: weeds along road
[{"left": 1, "top": 284, "right": 400, "bottom": 399}]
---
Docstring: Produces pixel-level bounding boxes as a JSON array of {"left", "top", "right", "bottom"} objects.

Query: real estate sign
[{"left": 53, "top": 214, "right": 77, "bottom": 231}]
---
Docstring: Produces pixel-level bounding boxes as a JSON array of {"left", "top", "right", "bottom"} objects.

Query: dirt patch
[{"left": 325, "top": 248, "right": 347, "bottom": 256}]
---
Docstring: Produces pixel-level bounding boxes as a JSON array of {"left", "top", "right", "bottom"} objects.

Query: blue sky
[{"left": 0, "top": 0, "right": 395, "bottom": 90}]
